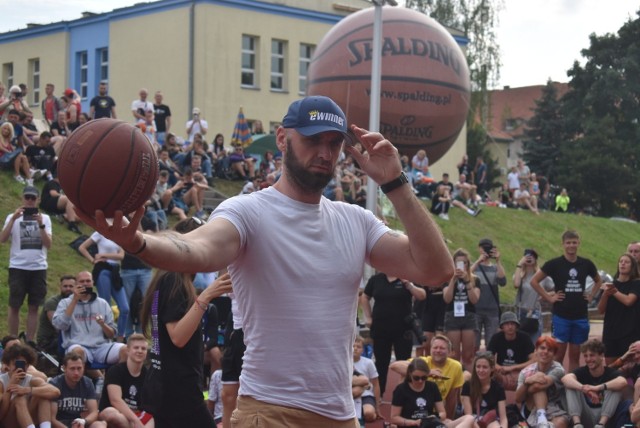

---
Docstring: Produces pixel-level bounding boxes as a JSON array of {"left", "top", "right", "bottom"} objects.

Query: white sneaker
[
  {"left": 442, "top": 213, "right": 450, "bottom": 220},
  {"left": 26, "top": 178, "right": 34, "bottom": 186},
  {"left": 14, "top": 175, "right": 26, "bottom": 184},
  {"left": 438, "top": 213, "right": 446, "bottom": 219}
]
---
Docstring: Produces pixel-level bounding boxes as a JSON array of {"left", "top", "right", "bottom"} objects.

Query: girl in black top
[
  {"left": 140, "top": 218, "right": 232, "bottom": 428},
  {"left": 443, "top": 248, "right": 480, "bottom": 371},
  {"left": 461, "top": 353, "right": 508, "bottom": 428},
  {"left": 597, "top": 253, "right": 640, "bottom": 364},
  {"left": 391, "top": 358, "right": 475, "bottom": 427}
]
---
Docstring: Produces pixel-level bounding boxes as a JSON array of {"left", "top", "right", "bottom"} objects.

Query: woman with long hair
[
  {"left": 513, "top": 248, "right": 553, "bottom": 342},
  {"left": 461, "top": 353, "right": 508, "bottom": 428},
  {"left": 0, "top": 122, "right": 32, "bottom": 184},
  {"left": 140, "top": 217, "right": 232, "bottom": 427},
  {"left": 391, "top": 358, "right": 474, "bottom": 427},
  {"left": 597, "top": 253, "right": 640, "bottom": 365},
  {"left": 443, "top": 249, "right": 480, "bottom": 371}
]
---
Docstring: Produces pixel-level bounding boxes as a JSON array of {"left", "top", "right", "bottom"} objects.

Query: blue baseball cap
[{"left": 282, "top": 96, "right": 348, "bottom": 137}]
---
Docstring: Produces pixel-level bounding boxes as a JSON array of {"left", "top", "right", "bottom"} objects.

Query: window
[
  {"left": 299, "top": 43, "right": 314, "bottom": 95},
  {"left": 98, "top": 48, "right": 109, "bottom": 83},
  {"left": 79, "top": 51, "right": 88, "bottom": 99},
  {"left": 241, "top": 35, "right": 258, "bottom": 88},
  {"left": 271, "top": 39, "right": 287, "bottom": 91},
  {"left": 3, "top": 63, "right": 14, "bottom": 89},
  {"left": 30, "top": 58, "right": 40, "bottom": 106}
]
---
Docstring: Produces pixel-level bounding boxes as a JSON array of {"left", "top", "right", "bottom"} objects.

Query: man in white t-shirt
[
  {"left": 0, "top": 185, "right": 52, "bottom": 340},
  {"left": 78, "top": 95, "right": 453, "bottom": 426},
  {"left": 185, "top": 107, "right": 208, "bottom": 143},
  {"left": 130, "top": 88, "right": 153, "bottom": 122}
]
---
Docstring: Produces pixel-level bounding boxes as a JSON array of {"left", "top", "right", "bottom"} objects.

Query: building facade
[{"left": 1, "top": 0, "right": 468, "bottom": 176}]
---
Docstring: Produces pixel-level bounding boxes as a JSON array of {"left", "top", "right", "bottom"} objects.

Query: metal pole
[{"left": 364, "top": 2, "right": 384, "bottom": 281}]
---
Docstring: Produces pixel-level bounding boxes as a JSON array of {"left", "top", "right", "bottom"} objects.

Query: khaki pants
[{"left": 231, "top": 396, "right": 360, "bottom": 428}]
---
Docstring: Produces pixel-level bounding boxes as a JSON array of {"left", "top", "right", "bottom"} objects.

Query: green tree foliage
[
  {"left": 522, "top": 80, "right": 565, "bottom": 184},
  {"left": 557, "top": 11, "right": 640, "bottom": 217}
]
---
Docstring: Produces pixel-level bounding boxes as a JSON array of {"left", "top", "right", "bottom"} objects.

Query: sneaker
[
  {"left": 472, "top": 207, "right": 482, "bottom": 217},
  {"left": 26, "top": 178, "right": 34, "bottom": 186},
  {"left": 442, "top": 213, "right": 449, "bottom": 220},
  {"left": 14, "top": 175, "right": 26, "bottom": 184},
  {"left": 438, "top": 213, "right": 446, "bottom": 219},
  {"left": 195, "top": 210, "right": 206, "bottom": 219}
]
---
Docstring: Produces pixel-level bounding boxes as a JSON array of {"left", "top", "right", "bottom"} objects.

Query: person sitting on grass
[
  {"left": 460, "top": 352, "right": 508, "bottom": 428},
  {"left": 0, "top": 343, "right": 60, "bottom": 428}
]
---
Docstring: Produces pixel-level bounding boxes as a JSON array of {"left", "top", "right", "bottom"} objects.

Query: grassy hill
[{"left": 0, "top": 173, "right": 638, "bottom": 335}]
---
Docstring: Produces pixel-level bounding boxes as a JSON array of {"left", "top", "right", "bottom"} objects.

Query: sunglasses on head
[
  {"left": 411, "top": 375, "right": 428, "bottom": 382},
  {"left": 190, "top": 216, "right": 204, "bottom": 225},
  {"left": 23, "top": 195, "right": 37, "bottom": 201}
]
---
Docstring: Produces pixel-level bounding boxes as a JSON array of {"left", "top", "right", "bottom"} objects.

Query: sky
[{"left": 1, "top": 0, "right": 638, "bottom": 89}]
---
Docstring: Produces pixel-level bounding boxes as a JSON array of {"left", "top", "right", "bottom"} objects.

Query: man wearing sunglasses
[
  {"left": 0, "top": 185, "right": 52, "bottom": 341},
  {"left": 79, "top": 95, "right": 453, "bottom": 427}
]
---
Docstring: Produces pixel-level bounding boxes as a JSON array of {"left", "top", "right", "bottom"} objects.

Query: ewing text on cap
[{"left": 282, "top": 96, "right": 348, "bottom": 137}]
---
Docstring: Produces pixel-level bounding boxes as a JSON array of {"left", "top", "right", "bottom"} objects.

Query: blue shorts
[{"left": 552, "top": 314, "right": 589, "bottom": 344}]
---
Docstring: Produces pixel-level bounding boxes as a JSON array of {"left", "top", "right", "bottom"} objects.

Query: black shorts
[
  {"left": 221, "top": 329, "right": 245, "bottom": 383},
  {"left": 40, "top": 196, "right": 64, "bottom": 214},
  {"left": 422, "top": 292, "right": 445, "bottom": 333},
  {"left": 9, "top": 268, "right": 47, "bottom": 308}
]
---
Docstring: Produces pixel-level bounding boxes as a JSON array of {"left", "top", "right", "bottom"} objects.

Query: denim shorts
[{"left": 444, "top": 311, "right": 477, "bottom": 332}]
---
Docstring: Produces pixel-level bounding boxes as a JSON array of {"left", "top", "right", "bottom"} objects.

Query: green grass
[{"left": 1, "top": 174, "right": 638, "bottom": 335}]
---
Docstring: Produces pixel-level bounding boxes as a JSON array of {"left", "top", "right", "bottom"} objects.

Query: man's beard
[{"left": 284, "top": 138, "right": 334, "bottom": 194}]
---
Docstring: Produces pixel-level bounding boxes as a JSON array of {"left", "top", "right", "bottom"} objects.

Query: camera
[
  {"left": 23, "top": 207, "right": 38, "bottom": 221},
  {"left": 81, "top": 286, "right": 94, "bottom": 295},
  {"left": 404, "top": 313, "right": 426, "bottom": 343},
  {"left": 481, "top": 243, "right": 494, "bottom": 257}
]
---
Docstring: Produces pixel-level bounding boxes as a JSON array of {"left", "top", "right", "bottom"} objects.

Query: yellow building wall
[
  {"left": 0, "top": 32, "right": 68, "bottom": 115},
  {"left": 108, "top": 7, "right": 192, "bottom": 125}
]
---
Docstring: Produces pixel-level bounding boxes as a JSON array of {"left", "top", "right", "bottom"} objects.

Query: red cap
[{"left": 64, "top": 88, "right": 74, "bottom": 97}]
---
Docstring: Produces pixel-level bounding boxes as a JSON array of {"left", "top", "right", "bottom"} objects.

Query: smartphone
[
  {"left": 15, "top": 360, "right": 26, "bottom": 371},
  {"left": 23, "top": 207, "right": 38, "bottom": 220},
  {"left": 456, "top": 260, "right": 465, "bottom": 270},
  {"left": 81, "top": 286, "right": 93, "bottom": 295}
]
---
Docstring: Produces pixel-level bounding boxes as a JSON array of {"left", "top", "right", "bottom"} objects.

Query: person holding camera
[
  {"left": 471, "top": 238, "right": 506, "bottom": 351},
  {"left": 0, "top": 85, "right": 31, "bottom": 120},
  {"left": 0, "top": 185, "right": 52, "bottom": 341},
  {"left": 514, "top": 248, "right": 554, "bottom": 342},
  {"left": 186, "top": 107, "right": 208, "bottom": 143},
  {"left": 361, "top": 272, "right": 426, "bottom": 395},
  {"left": 52, "top": 271, "right": 128, "bottom": 369},
  {"left": 444, "top": 249, "right": 481, "bottom": 371}
]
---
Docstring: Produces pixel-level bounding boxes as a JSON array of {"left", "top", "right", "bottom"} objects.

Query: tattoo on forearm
[{"left": 167, "top": 234, "right": 191, "bottom": 254}]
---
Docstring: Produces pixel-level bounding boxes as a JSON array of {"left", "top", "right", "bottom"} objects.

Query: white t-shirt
[
  {"left": 90, "top": 231, "right": 121, "bottom": 265},
  {"left": 130, "top": 100, "right": 153, "bottom": 117},
  {"left": 185, "top": 119, "right": 208, "bottom": 142},
  {"left": 514, "top": 189, "right": 530, "bottom": 200},
  {"left": 4, "top": 213, "right": 52, "bottom": 270},
  {"left": 207, "top": 369, "right": 223, "bottom": 420},
  {"left": 212, "top": 186, "right": 388, "bottom": 420},
  {"left": 353, "top": 356, "right": 378, "bottom": 398},
  {"left": 507, "top": 171, "right": 520, "bottom": 190}
]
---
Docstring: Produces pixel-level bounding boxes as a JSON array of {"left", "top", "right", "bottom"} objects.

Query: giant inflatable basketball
[{"left": 307, "top": 7, "right": 470, "bottom": 163}]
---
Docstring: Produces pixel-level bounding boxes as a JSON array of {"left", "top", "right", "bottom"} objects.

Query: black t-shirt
[
  {"left": 436, "top": 180, "right": 454, "bottom": 193},
  {"left": 153, "top": 103, "right": 172, "bottom": 132},
  {"left": 121, "top": 253, "right": 150, "bottom": 270},
  {"left": 446, "top": 277, "right": 480, "bottom": 313},
  {"left": 40, "top": 179, "right": 62, "bottom": 212},
  {"left": 90, "top": 95, "right": 116, "bottom": 119},
  {"left": 99, "top": 362, "right": 147, "bottom": 411},
  {"left": 146, "top": 272, "right": 204, "bottom": 413},
  {"left": 461, "top": 379, "right": 505, "bottom": 416},
  {"left": 541, "top": 256, "right": 598, "bottom": 319},
  {"left": 603, "top": 278, "right": 640, "bottom": 340},
  {"left": 392, "top": 381, "right": 442, "bottom": 420},
  {"left": 487, "top": 331, "right": 534, "bottom": 366},
  {"left": 572, "top": 366, "right": 622, "bottom": 408},
  {"left": 50, "top": 121, "right": 68, "bottom": 137},
  {"left": 364, "top": 273, "right": 413, "bottom": 333},
  {"left": 25, "top": 144, "right": 56, "bottom": 170}
]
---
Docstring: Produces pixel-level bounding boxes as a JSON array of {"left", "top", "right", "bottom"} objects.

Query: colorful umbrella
[{"left": 230, "top": 107, "right": 253, "bottom": 148}]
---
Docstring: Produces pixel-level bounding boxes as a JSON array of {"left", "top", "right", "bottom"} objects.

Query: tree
[
  {"left": 556, "top": 11, "right": 640, "bottom": 217},
  {"left": 522, "top": 80, "right": 565, "bottom": 184}
]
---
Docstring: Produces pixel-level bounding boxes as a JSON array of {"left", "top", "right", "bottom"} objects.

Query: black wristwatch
[{"left": 380, "top": 172, "right": 409, "bottom": 194}]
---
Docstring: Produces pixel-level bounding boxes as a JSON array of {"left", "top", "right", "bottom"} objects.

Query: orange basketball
[
  {"left": 307, "top": 7, "right": 470, "bottom": 163},
  {"left": 58, "top": 118, "right": 159, "bottom": 218}
]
